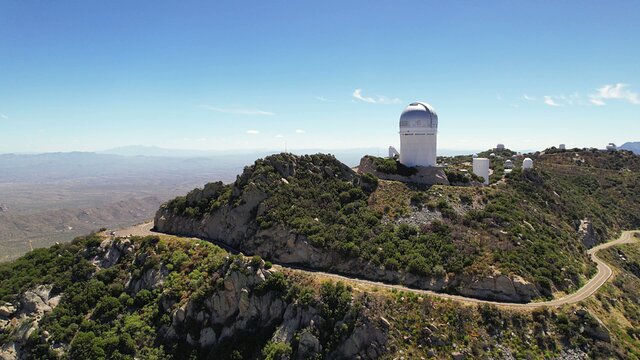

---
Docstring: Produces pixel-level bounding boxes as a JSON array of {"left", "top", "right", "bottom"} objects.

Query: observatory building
[
  {"left": 374, "top": 101, "right": 448, "bottom": 185},
  {"left": 397, "top": 102, "right": 438, "bottom": 167},
  {"left": 504, "top": 159, "right": 514, "bottom": 169}
]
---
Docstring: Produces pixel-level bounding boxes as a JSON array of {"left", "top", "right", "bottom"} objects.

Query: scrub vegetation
[
  {"left": 3, "top": 232, "right": 638, "bottom": 359},
  {"left": 163, "top": 149, "right": 640, "bottom": 298}
]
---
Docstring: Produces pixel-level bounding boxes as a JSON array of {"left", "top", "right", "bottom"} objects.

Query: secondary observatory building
[{"left": 397, "top": 102, "right": 438, "bottom": 167}]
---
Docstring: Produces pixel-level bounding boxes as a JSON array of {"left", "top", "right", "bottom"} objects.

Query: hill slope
[
  {"left": 154, "top": 150, "right": 640, "bottom": 302},
  {"left": 3, "top": 232, "right": 636, "bottom": 359}
]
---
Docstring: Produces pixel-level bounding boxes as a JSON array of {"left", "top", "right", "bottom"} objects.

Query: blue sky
[{"left": 1, "top": 1, "right": 639, "bottom": 154}]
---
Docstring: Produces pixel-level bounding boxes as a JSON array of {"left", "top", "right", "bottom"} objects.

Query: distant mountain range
[
  {"left": 99, "top": 145, "right": 489, "bottom": 165},
  {"left": 620, "top": 142, "right": 640, "bottom": 154}
]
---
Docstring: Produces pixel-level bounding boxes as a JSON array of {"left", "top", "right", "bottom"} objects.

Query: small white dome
[
  {"left": 523, "top": 157, "right": 534, "bottom": 169},
  {"left": 399, "top": 102, "right": 438, "bottom": 128}
]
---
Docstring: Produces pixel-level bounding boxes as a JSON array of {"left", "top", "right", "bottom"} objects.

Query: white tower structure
[
  {"left": 496, "top": 144, "right": 505, "bottom": 151},
  {"left": 523, "top": 158, "right": 534, "bottom": 170},
  {"left": 388, "top": 146, "right": 400, "bottom": 159},
  {"left": 399, "top": 102, "right": 438, "bottom": 167},
  {"left": 473, "top": 158, "right": 490, "bottom": 185},
  {"left": 559, "top": 144, "right": 566, "bottom": 150}
]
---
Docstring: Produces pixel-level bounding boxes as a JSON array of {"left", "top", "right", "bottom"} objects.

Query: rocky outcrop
[
  {"left": 0, "top": 285, "right": 62, "bottom": 360},
  {"left": 19, "top": 285, "right": 61, "bottom": 317},
  {"left": 155, "top": 182, "right": 268, "bottom": 248},
  {"left": 328, "top": 316, "right": 389, "bottom": 359},
  {"left": 577, "top": 219, "right": 598, "bottom": 249},
  {"left": 94, "top": 237, "right": 135, "bottom": 268},
  {"left": 128, "top": 267, "right": 169, "bottom": 294},
  {"left": 357, "top": 156, "right": 449, "bottom": 185},
  {"left": 0, "top": 238, "right": 387, "bottom": 360},
  {"left": 160, "top": 257, "right": 387, "bottom": 359},
  {"left": 456, "top": 273, "right": 540, "bottom": 303}
]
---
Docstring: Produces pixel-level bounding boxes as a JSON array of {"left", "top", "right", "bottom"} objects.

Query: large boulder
[
  {"left": 127, "top": 267, "right": 168, "bottom": 294},
  {"left": 329, "top": 316, "right": 388, "bottom": 359},
  {"left": 577, "top": 219, "right": 597, "bottom": 249},
  {"left": 20, "top": 285, "right": 55, "bottom": 316},
  {"left": 296, "top": 330, "right": 321, "bottom": 360},
  {"left": 0, "top": 304, "right": 16, "bottom": 318}
]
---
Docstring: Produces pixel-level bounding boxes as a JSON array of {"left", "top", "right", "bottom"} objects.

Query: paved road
[{"left": 112, "top": 221, "right": 638, "bottom": 309}]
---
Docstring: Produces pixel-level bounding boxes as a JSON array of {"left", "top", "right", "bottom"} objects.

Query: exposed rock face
[
  {"left": 155, "top": 182, "right": 268, "bottom": 249},
  {"left": 19, "top": 285, "right": 59, "bottom": 317},
  {"left": 296, "top": 330, "right": 321, "bottom": 359},
  {"left": 161, "top": 258, "right": 387, "bottom": 359},
  {"left": 128, "top": 267, "right": 169, "bottom": 294},
  {"left": 0, "top": 285, "right": 62, "bottom": 360},
  {"left": 357, "top": 156, "right": 450, "bottom": 185},
  {"left": 456, "top": 273, "right": 540, "bottom": 303},
  {"left": 92, "top": 237, "right": 135, "bottom": 269},
  {"left": 92, "top": 237, "right": 167, "bottom": 294},
  {"left": 0, "top": 304, "right": 16, "bottom": 318},
  {"left": 577, "top": 219, "right": 598, "bottom": 249},
  {"left": 329, "top": 316, "right": 389, "bottom": 359},
  {"left": 0, "top": 237, "right": 388, "bottom": 360}
]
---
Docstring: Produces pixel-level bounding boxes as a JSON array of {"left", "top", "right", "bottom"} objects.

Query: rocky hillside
[
  {"left": 155, "top": 151, "right": 640, "bottom": 303},
  {"left": 0, "top": 234, "right": 387, "bottom": 359},
  {"left": 1, "top": 232, "right": 635, "bottom": 359}
]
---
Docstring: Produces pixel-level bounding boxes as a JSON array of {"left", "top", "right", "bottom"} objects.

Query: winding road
[{"left": 113, "top": 222, "right": 638, "bottom": 309}]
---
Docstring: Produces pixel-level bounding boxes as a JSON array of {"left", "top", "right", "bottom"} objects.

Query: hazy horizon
[{"left": 0, "top": 144, "right": 543, "bottom": 158}]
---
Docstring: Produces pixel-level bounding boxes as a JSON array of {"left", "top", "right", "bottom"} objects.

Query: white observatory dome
[
  {"left": 399, "top": 102, "right": 438, "bottom": 129},
  {"left": 398, "top": 102, "right": 439, "bottom": 167}
]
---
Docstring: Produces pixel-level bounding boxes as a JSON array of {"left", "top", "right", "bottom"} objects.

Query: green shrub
[
  {"left": 251, "top": 255, "right": 263, "bottom": 267},
  {"left": 262, "top": 341, "right": 292, "bottom": 360},
  {"left": 255, "top": 272, "right": 289, "bottom": 295},
  {"left": 92, "top": 296, "right": 123, "bottom": 324},
  {"left": 369, "top": 156, "right": 417, "bottom": 176}
]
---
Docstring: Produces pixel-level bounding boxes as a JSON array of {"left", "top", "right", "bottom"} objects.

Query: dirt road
[{"left": 112, "top": 221, "right": 638, "bottom": 308}]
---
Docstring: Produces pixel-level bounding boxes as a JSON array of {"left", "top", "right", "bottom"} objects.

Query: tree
[{"left": 69, "top": 331, "right": 106, "bottom": 360}]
